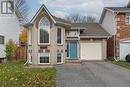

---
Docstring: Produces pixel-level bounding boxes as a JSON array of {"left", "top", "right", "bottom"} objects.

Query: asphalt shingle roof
[
  {"left": 105, "top": 7, "right": 130, "bottom": 12},
  {"left": 71, "top": 23, "right": 110, "bottom": 37},
  {"left": 52, "top": 15, "right": 70, "bottom": 24}
]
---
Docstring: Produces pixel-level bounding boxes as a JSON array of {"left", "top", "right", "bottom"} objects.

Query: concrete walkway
[{"left": 56, "top": 62, "right": 130, "bottom": 87}]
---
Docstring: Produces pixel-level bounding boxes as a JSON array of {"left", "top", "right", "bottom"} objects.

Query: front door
[{"left": 70, "top": 42, "right": 77, "bottom": 59}]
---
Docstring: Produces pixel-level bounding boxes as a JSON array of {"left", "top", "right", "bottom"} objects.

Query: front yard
[
  {"left": 110, "top": 61, "right": 130, "bottom": 70},
  {"left": 0, "top": 61, "right": 56, "bottom": 87}
]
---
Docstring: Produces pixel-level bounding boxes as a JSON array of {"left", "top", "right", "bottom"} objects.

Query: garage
[
  {"left": 80, "top": 42, "right": 103, "bottom": 60},
  {"left": 120, "top": 41, "right": 130, "bottom": 61}
]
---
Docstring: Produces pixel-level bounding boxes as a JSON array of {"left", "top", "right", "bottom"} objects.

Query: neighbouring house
[
  {"left": 100, "top": 1, "right": 130, "bottom": 61},
  {"left": 24, "top": 4, "right": 110, "bottom": 66},
  {"left": 0, "top": 0, "right": 22, "bottom": 59}
]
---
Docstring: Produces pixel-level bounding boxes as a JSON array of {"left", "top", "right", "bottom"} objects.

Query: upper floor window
[
  {"left": 39, "top": 17, "right": 50, "bottom": 44},
  {"left": 1, "top": 1, "right": 14, "bottom": 14},
  {"left": 57, "top": 28, "right": 63, "bottom": 45},
  {"left": 0, "top": 35, "right": 4, "bottom": 44},
  {"left": 28, "top": 27, "right": 32, "bottom": 45},
  {"left": 125, "top": 14, "right": 130, "bottom": 25}
]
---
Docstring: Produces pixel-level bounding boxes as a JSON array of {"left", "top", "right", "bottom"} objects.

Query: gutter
[{"left": 80, "top": 36, "right": 110, "bottom": 39}]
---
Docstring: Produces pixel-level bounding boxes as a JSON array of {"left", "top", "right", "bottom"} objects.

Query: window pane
[
  {"left": 29, "top": 28, "right": 32, "bottom": 44},
  {"left": 40, "top": 17, "right": 50, "bottom": 28},
  {"left": 57, "top": 53, "right": 62, "bottom": 63},
  {"left": 57, "top": 28, "right": 62, "bottom": 44},
  {"left": 40, "top": 57, "right": 49, "bottom": 63},
  {"left": 67, "top": 43, "right": 69, "bottom": 57},
  {"left": 40, "top": 29, "right": 49, "bottom": 43},
  {"left": 0, "top": 36, "right": 4, "bottom": 44},
  {"left": 7, "top": 2, "right": 13, "bottom": 13},
  {"left": 1, "top": 2, "right": 7, "bottom": 13}
]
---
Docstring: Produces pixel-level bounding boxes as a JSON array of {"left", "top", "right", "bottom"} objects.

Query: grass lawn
[
  {"left": 110, "top": 61, "right": 130, "bottom": 70},
  {"left": 0, "top": 61, "right": 56, "bottom": 87}
]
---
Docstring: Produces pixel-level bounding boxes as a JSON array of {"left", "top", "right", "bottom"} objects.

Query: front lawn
[
  {"left": 110, "top": 61, "right": 130, "bottom": 70},
  {"left": 0, "top": 61, "right": 56, "bottom": 87}
]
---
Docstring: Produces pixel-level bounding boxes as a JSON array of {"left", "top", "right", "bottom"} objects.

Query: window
[
  {"left": 28, "top": 28, "right": 32, "bottom": 45},
  {"left": 39, "top": 17, "right": 50, "bottom": 44},
  {"left": 57, "top": 53, "right": 62, "bottom": 64},
  {"left": 67, "top": 43, "right": 70, "bottom": 57},
  {"left": 57, "top": 28, "right": 63, "bottom": 44},
  {"left": 39, "top": 53, "right": 50, "bottom": 64},
  {"left": 29, "top": 53, "right": 32, "bottom": 63},
  {"left": 0, "top": 35, "right": 4, "bottom": 44},
  {"left": 1, "top": 1, "right": 14, "bottom": 14},
  {"left": 126, "top": 14, "right": 130, "bottom": 24}
]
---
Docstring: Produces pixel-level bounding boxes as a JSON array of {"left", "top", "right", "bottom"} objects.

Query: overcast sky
[{"left": 27, "top": 0, "right": 129, "bottom": 21}]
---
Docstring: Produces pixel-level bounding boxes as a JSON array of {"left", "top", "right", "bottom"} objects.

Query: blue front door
[{"left": 70, "top": 42, "right": 77, "bottom": 59}]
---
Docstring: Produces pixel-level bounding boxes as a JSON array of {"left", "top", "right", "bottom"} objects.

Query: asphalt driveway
[{"left": 56, "top": 62, "right": 130, "bottom": 87}]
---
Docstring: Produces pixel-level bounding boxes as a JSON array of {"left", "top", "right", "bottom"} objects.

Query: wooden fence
[{"left": 15, "top": 45, "right": 27, "bottom": 60}]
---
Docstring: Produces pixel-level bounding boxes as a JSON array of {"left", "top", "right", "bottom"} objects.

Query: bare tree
[
  {"left": 15, "top": 0, "right": 29, "bottom": 24},
  {"left": 66, "top": 13, "right": 97, "bottom": 23}
]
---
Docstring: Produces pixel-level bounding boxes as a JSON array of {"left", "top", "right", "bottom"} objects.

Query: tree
[
  {"left": 66, "top": 13, "right": 97, "bottom": 23},
  {"left": 15, "top": 0, "right": 29, "bottom": 24},
  {"left": 5, "top": 39, "right": 17, "bottom": 60},
  {"left": 19, "top": 28, "right": 28, "bottom": 45}
]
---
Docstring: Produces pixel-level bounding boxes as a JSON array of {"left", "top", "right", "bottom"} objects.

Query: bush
[{"left": 5, "top": 39, "right": 17, "bottom": 60}]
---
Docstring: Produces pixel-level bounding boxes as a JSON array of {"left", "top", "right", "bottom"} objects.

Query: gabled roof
[
  {"left": 71, "top": 23, "right": 110, "bottom": 38},
  {"left": 30, "top": 4, "right": 70, "bottom": 25},
  {"left": 100, "top": 7, "right": 130, "bottom": 24},
  {"left": 105, "top": 7, "right": 130, "bottom": 12},
  {"left": 30, "top": 4, "right": 56, "bottom": 24}
]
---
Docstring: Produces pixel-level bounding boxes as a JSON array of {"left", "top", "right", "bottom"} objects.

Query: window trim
[
  {"left": 38, "top": 53, "right": 50, "bottom": 64},
  {"left": 57, "top": 27, "right": 64, "bottom": 45},
  {"left": 1, "top": 1, "right": 14, "bottom": 14},
  {"left": 57, "top": 53, "right": 63, "bottom": 64},
  {"left": 66, "top": 42, "right": 70, "bottom": 58},
  {"left": 125, "top": 14, "right": 130, "bottom": 25},
  {"left": 28, "top": 53, "right": 32, "bottom": 64},
  {"left": 28, "top": 27, "right": 32, "bottom": 45},
  {"left": 38, "top": 17, "right": 50, "bottom": 45}
]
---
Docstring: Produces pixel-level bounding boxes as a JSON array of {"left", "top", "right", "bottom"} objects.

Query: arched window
[{"left": 39, "top": 17, "right": 50, "bottom": 44}]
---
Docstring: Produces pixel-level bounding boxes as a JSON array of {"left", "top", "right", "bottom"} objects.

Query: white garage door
[
  {"left": 120, "top": 42, "right": 130, "bottom": 61},
  {"left": 80, "top": 42, "right": 102, "bottom": 60}
]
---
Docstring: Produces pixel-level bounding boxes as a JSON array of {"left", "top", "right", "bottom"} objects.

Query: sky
[{"left": 26, "top": 0, "right": 129, "bottom": 21}]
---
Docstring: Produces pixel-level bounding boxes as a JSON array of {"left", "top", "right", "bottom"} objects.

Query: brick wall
[
  {"left": 115, "top": 13, "right": 130, "bottom": 60},
  {"left": 107, "top": 36, "right": 115, "bottom": 60},
  {"left": 107, "top": 13, "right": 130, "bottom": 60}
]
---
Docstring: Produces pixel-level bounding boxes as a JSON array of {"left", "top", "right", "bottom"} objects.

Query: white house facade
[{"left": 0, "top": 0, "right": 21, "bottom": 58}]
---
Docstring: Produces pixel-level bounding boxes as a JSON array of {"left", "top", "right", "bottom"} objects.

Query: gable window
[
  {"left": 57, "top": 53, "right": 63, "bottom": 64},
  {"left": 39, "top": 17, "right": 50, "bottom": 45},
  {"left": 57, "top": 28, "right": 63, "bottom": 45},
  {"left": 1, "top": 1, "right": 14, "bottom": 14},
  {"left": 38, "top": 53, "right": 50, "bottom": 64},
  {"left": 125, "top": 14, "right": 130, "bottom": 25},
  {"left": 0, "top": 35, "right": 4, "bottom": 44}
]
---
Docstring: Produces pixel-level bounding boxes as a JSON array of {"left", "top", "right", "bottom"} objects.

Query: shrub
[{"left": 5, "top": 39, "right": 17, "bottom": 60}]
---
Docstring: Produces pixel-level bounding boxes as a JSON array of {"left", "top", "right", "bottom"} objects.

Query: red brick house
[{"left": 100, "top": 2, "right": 130, "bottom": 61}]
